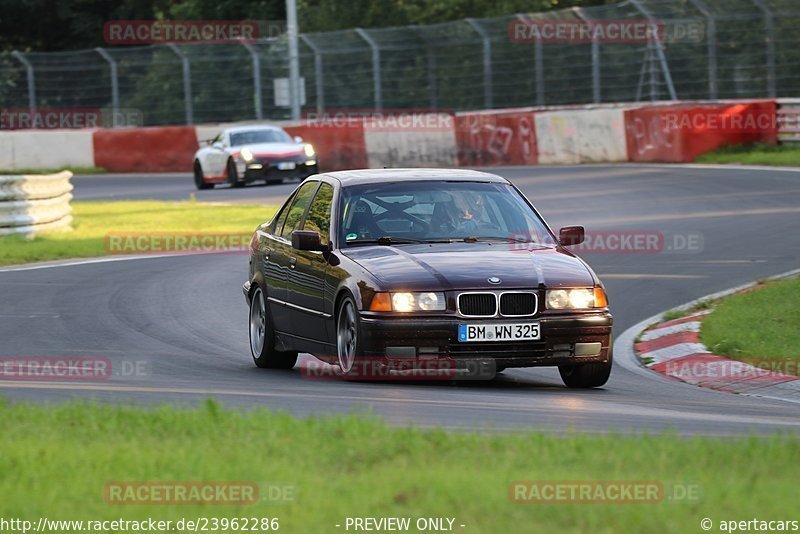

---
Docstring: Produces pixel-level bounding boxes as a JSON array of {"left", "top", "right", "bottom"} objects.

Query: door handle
[{"left": 289, "top": 257, "right": 297, "bottom": 269}]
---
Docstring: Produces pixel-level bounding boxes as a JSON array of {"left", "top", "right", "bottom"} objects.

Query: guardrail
[{"left": 0, "top": 171, "right": 73, "bottom": 236}]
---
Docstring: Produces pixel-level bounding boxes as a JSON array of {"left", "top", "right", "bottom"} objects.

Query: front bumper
[
  {"left": 358, "top": 312, "right": 612, "bottom": 369},
  {"left": 243, "top": 158, "right": 318, "bottom": 182},
  {"left": 242, "top": 281, "right": 251, "bottom": 305}
]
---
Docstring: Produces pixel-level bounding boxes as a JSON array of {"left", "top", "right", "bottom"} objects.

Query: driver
[{"left": 450, "top": 191, "right": 487, "bottom": 233}]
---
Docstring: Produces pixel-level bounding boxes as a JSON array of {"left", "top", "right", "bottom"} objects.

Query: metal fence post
[
  {"left": 516, "top": 14, "right": 544, "bottom": 106},
  {"left": 355, "top": 28, "right": 383, "bottom": 110},
  {"left": 465, "top": 18, "right": 493, "bottom": 109},
  {"left": 574, "top": 8, "right": 601, "bottom": 103},
  {"left": 414, "top": 26, "right": 438, "bottom": 110},
  {"left": 95, "top": 48, "right": 120, "bottom": 126},
  {"left": 242, "top": 43, "right": 263, "bottom": 121},
  {"left": 299, "top": 35, "right": 325, "bottom": 114},
  {"left": 167, "top": 44, "right": 193, "bottom": 125},
  {"left": 11, "top": 51, "right": 36, "bottom": 115},
  {"left": 752, "top": 0, "right": 776, "bottom": 97},
  {"left": 688, "top": 0, "right": 718, "bottom": 99},
  {"left": 287, "top": 0, "right": 302, "bottom": 120}
]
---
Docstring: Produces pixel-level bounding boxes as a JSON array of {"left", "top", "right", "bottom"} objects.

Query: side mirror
[
  {"left": 212, "top": 141, "right": 223, "bottom": 149},
  {"left": 292, "top": 230, "right": 324, "bottom": 251},
  {"left": 293, "top": 135, "right": 303, "bottom": 144},
  {"left": 559, "top": 226, "right": 585, "bottom": 246}
]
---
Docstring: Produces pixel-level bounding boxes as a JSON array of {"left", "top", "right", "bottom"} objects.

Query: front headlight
[
  {"left": 546, "top": 288, "right": 608, "bottom": 309},
  {"left": 304, "top": 144, "right": 315, "bottom": 158},
  {"left": 369, "top": 292, "right": 446, "bottom": 312},
  {"left": 240, "top": 147, "right": 254, "bottom": 162}
]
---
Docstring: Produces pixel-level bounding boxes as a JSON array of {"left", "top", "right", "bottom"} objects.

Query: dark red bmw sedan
[{"left": 244, "top": 169, "right": 613, "bottom": 388}]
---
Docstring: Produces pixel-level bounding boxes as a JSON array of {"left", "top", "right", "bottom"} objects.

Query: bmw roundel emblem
[{"left": 488, "top": 277, "right": 501, "bottom": 284}]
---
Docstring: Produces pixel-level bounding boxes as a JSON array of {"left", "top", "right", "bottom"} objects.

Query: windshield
[
  {"left": 229, "top": 129, "right": 292, "bottom": 146},
  {"left": 339, "top": 181, "right": 557, "bottom": 246}
]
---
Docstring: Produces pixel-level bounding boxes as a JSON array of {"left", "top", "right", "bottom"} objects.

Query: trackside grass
[
  {"left": 700, "top": 277, "right": 800, "bottom": 374},
  {"left": 695, "top": 142, "right": 800, "bottom": 166},
  {"left": 0, "top": 201, "right": 277, "bottom": 266},
  {"left": 0, "top": 166, "right": 107, "bottom": 175},
  {"left": 0, "top": 400, "right": 797, "bottom": 533}
]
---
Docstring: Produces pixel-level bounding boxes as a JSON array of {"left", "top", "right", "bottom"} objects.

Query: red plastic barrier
[
  {"left": 455, "top": 110, "right": 538, "bottom": 166},
  {"left": 93, "top": 126, "right": 199, "bottom": 172},
  {"left": 284, "top": 120, "right": 367, "bottom": 172},
  {"left": 625, "top": 100, "right": 777, "bottom": 163}
]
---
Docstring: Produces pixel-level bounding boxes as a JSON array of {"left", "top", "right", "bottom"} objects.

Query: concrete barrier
[
  {"left": 0, "top": 171, "right": 73, "bottom": 236},
  {"left": 93, "top": 126, "right": 199, "bottom": 172},
  {"left": 0, "top": 100, "right": 781, "bottom": 173},
  {"left": 285, "top": 120, "right": 368, "bottom": 172},
  {"left": 455, "top": 109, "right": 538, "bottom": 166},
  {"left": 625, "top": 101, "right": 777, "bottom": 163},
  {"left": 535, "top": 108, "right": 628, "bottom": 164},
  {"left": 362, "top": 113, "right": 457, "bottom": 168}
]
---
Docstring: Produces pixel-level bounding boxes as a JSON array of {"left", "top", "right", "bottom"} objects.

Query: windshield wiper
[
  {"left": 347, "top": 236, "right": 429, "bottom": 246},
  {"left": 462, "top": 236, "right": 535, "bottom": 243}
]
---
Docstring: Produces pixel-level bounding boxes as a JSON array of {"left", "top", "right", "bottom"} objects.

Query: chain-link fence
[{"left": 2, "top": 0, "right": 800, "bottom": 126}]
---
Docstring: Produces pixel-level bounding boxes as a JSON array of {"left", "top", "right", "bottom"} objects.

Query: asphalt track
[{"left": 2, "top": 164, "right": 800, "bottom": 435}]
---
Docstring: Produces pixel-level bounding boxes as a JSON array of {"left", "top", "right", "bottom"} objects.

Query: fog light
[
  {"left": 574, "top": 342, "right": 602, "bottom": 357},
  {"left": 386, "top": 347, "right": 416, "bottom": 359}
]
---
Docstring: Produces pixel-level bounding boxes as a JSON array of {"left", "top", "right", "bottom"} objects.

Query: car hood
[
  {"left": 342, "top": 243, "right": 596, "bottom": 291},
  {"left": 233, "top": 142, "right": 304, "bottom": 157}
]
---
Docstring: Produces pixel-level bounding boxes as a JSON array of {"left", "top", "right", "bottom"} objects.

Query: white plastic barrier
[
  {"left": 535, "top": 108, "right": 628, "bottom": 164},
  {"left": 364, "top": 113, "right": 458, "bottom": 168},
  {"left": 0, "top": 171, "right": 73, "bottom": 236}
]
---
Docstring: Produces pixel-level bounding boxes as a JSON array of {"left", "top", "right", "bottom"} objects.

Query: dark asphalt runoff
[{"left": 2, "top": 164, "right": 800, "bottom": 435}]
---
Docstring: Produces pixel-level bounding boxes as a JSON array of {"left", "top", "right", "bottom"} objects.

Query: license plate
[
  {"left": 277, "top": 162, "right": 296, "bottom": 170},
  {"left": 458, "top": 323, "right": 540, "bottom": 342}
]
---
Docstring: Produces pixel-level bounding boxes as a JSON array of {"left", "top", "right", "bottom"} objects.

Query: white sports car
[{"left": 193, "top": 125, "right": 319, "bottom": 189}]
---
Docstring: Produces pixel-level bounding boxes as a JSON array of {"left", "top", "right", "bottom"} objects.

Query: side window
[
  {"left": 270, "top": 194, "right": 295, "bottom": 234},
  {"left": 302, "top": 183, "right": 334, "bottom": 244},
  {"left": 279, "top": 182, "right": 319, "bottom": 239}
]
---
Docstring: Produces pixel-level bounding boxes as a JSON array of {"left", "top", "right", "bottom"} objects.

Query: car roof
[
  {"left": 225, "top": 125, "right": 286, "bottom": 135},
  {"left": 322, "top": 168, "right": 508, "bottom": 186}
]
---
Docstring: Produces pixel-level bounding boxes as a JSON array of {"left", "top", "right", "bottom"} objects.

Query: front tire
[
  {"left": 336, "top": 296, "right": 363, "bottom": 376},
  {"left": 249, "top": 286, "right": 297, "bottom": 369},
  {"left": 194, "top": 161, "right": 212, "bottom": 190},
  {"left": 227, "top": 159, "right": 244, "bottom": 188},
  {"left": 558, "top": 349, "right": 613, "bottom": 388}
]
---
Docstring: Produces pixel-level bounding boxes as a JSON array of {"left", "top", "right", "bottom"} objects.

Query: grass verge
[
  {"left": 695, "top": 142, "right": 800, "bottom": 166},
  {"left": 700, "top": 277, "right": 800, "bottom": 374},
  {"left": 0, "top": 201, "right": 277, "bottom": 266},
  {"left": 0, "top": 400, "right": 797, "bottom": 533},
  {"left": 0, "top": 166, "right": 107, "bottom": 175},
  {"left": 660, "top": 300, "right": 714, "bottom": 323}
]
